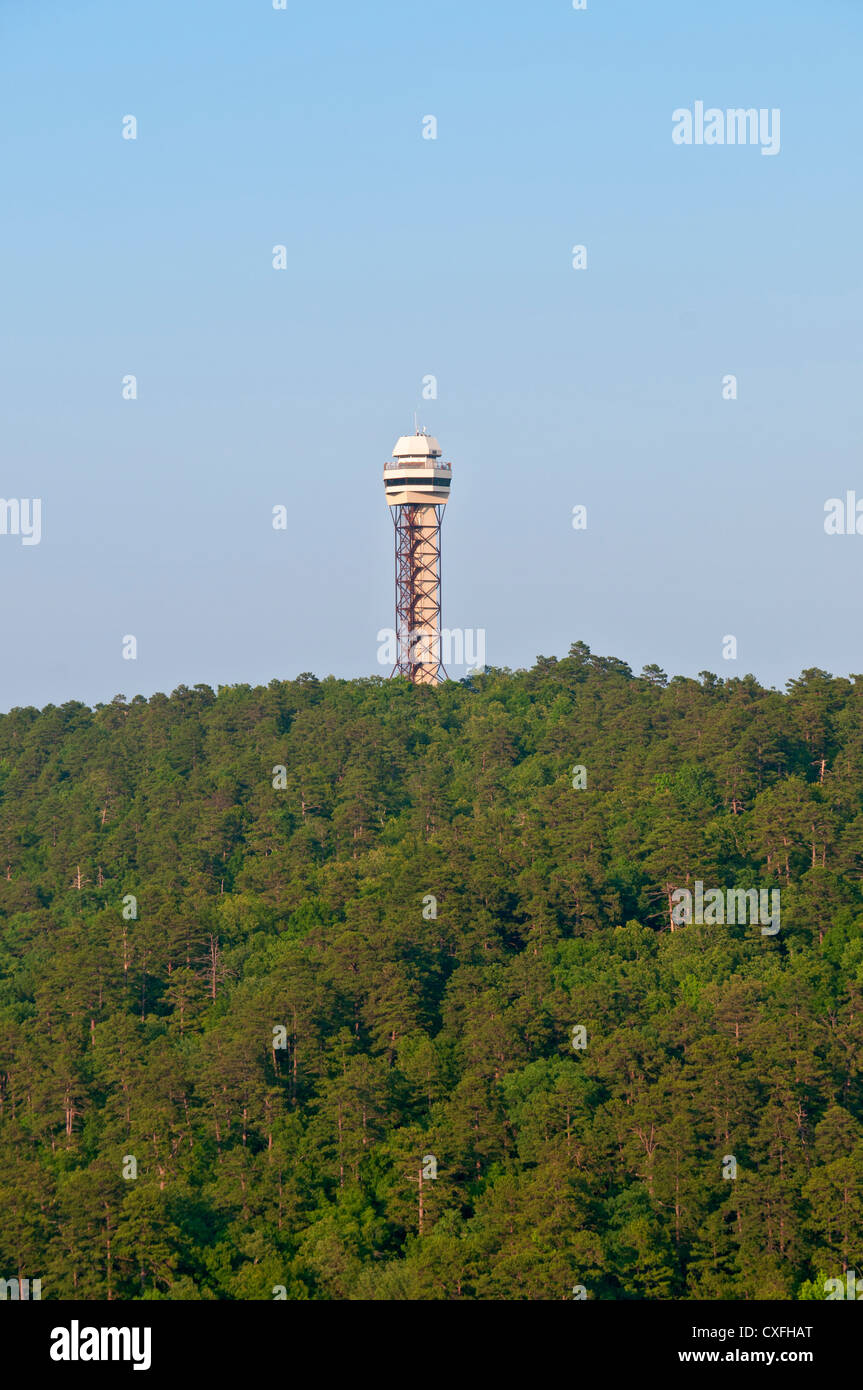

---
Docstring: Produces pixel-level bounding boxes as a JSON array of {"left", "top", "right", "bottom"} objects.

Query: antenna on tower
[{"left": 414, "top": 410, "right": 419, "bottom": 435}]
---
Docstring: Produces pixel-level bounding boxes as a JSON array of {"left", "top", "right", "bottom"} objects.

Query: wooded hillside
[{"left": 1, "top": 644, "right": 860, "bottom": 1299}]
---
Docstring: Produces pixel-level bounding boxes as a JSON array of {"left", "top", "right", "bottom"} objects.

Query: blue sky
[{"left": 0, "top": 0, "right": 860, "bottom": 708}]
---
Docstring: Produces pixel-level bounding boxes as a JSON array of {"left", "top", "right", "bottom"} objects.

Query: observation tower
[{"left": 383, "top": 429, "right": 452, "bottom": 684}]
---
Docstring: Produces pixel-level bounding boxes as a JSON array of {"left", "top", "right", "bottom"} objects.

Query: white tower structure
[{"left": 383, "top": 429, "right": 452, "bottom": 684}]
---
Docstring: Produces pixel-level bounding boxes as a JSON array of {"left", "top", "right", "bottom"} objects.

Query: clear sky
[{"left": 1, "top": 0, "right": 860, "bottom": 708}]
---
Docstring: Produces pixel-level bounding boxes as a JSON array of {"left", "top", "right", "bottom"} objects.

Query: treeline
[{"left": 0, "top": 644, "right": 861, "bottom": 1299}]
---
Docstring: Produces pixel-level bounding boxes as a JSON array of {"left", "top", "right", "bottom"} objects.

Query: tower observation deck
[{"left": 383, "top": 429, "right": 452, "bottom": 684}]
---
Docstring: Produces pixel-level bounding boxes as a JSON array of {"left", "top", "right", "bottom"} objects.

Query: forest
[{"left": 0, "top": 643, "right": 861, "bottom": 1300}]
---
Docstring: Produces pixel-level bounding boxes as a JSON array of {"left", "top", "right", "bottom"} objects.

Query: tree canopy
[{"left": 0, "top": 647, "right": 861, "bottom": 1300}]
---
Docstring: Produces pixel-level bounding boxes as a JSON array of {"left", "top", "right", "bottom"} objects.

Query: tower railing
[{"left": 384, "top": 460, "right": 451, "bottom": 470}]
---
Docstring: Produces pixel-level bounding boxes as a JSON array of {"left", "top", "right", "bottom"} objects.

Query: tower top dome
[{"left": 392, "top": 431, "right": 441, "bottom": 460}]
